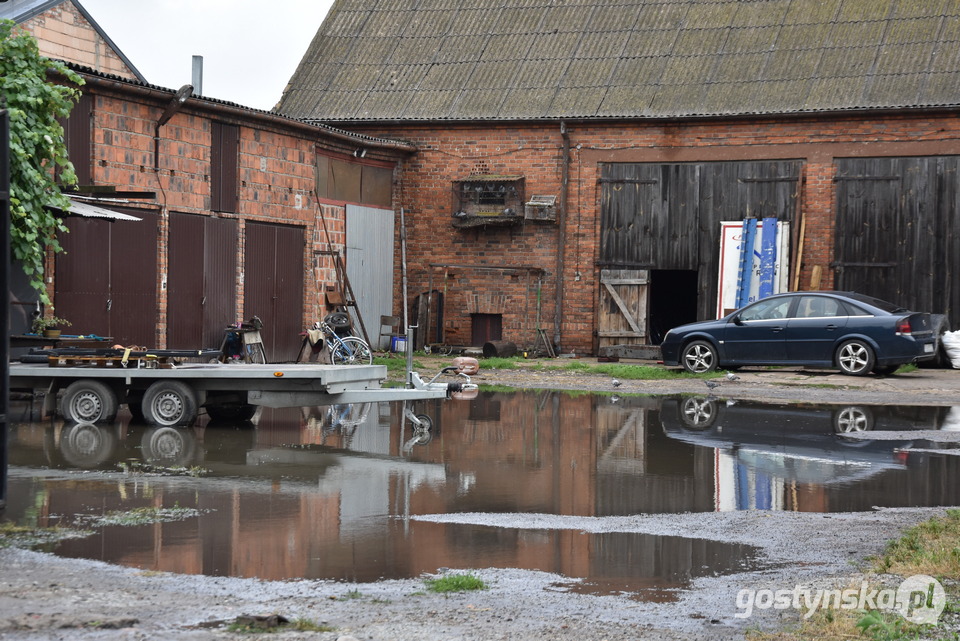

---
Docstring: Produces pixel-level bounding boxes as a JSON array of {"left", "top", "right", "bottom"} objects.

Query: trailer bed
[{"left": 8, "top": 361, "right": 459, "bottom": 426}]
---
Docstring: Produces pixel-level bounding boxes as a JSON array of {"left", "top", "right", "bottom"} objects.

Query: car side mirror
[{"left": 732, "top": 314, "right": 743, "bottom": 326}]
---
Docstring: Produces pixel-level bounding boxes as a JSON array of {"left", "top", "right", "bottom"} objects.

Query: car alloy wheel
[
  {"left": 682, "top": 340, "right": 718, "bottom": 373},
  {"left": 837, "top": 339, "right": 875, "bottom": 376}
]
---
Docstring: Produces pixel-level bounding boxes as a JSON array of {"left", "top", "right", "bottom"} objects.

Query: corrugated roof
[{"left": 278, "top": 0, "right": 960, "bottom": 122}]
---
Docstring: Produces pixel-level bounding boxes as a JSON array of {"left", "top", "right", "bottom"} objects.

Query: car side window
[
  {"left": 795, "top": 296, "right": 843, "bottom": 318},
  {"left": 738, "top": 297, "right": 793, "bottom": 322},
  {"left": 840, "top": 301, "right": 872, "bottom": 316}
]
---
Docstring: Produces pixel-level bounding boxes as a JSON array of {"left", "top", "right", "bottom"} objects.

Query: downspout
[{"left": 553, "top": 121, "right": 571, "bottom": 352}]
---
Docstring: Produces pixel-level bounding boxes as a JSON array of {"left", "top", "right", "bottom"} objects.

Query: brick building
[
  {"left": 278, "top": 0, "right": 960, "bottom": 356},
  {"left": 5, "top": 0, "right": 413, "bottom": 360}
]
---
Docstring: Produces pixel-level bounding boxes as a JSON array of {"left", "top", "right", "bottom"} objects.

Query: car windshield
[{"left": 842, "top": 292, "right": 907, "bottom": 313}]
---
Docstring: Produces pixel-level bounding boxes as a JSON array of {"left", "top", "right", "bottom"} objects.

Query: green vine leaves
[{"left": 1, "top": 19, "right": 84, "bottom": 302}]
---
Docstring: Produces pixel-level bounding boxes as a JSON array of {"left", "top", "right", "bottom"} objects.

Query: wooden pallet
[{"left": 47, "top": 354, "right": 175, "bottom": 369}]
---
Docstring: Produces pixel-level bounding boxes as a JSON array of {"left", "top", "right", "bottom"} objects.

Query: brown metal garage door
[
  {"left": 55, "top": 210, "right": 158, "bottom": 346},
  {"left": 244, "top": 221, "right": 304, "bottom": 362},
  {"left": 167, "top": 212, "right": 238, "bottom": 350}
]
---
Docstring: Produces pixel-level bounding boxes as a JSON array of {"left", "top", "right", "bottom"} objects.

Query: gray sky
[{"left": 80, "top": 0, "right": 334, "bottom": 111}]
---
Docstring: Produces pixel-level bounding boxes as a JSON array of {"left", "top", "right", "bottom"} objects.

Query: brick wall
[
  {"left": 19, "top": 2, "right": 139, "bottom": 79},
  {"left": 56, "top": 77, "right": 404, "bottom": 348},
  {"left": 352, "top": 112, "right": 960, "bottom": 355}
]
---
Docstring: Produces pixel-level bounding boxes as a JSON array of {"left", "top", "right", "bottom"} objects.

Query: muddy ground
[{"left": 2, "top": 361, "right": 959, "bottom": 641}]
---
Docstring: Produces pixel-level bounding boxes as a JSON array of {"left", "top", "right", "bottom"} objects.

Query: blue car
[{"left": 660, "top": 291, "right": 937, "bottom": 376}]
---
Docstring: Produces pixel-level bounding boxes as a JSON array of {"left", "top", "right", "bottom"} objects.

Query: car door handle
[
  {"left": 825, "top": 324, "right": 838, "bottom": 330},
  {"left": 770, "top": 326, "right": 784, "bottom": 332}
]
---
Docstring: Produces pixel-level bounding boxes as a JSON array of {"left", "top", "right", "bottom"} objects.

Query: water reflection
[{"left": 6, "top": 391, "right": 960, "bottom": 595}]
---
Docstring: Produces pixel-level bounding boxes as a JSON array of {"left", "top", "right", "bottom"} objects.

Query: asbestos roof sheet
[{"left": 278, "top": 0, "right": 960, "bottom": 122}]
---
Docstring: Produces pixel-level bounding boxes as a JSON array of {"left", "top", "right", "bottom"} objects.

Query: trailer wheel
[
  {"left": 142, "top": 381, "right": 198, "bottom": 427},
  {"left": 61, "top": 380, "right": 119, "bottom": 424}
]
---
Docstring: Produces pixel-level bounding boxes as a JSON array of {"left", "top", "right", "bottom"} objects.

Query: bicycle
[{"left": 317, "top": 320, "right": 373, "bottom": 365}]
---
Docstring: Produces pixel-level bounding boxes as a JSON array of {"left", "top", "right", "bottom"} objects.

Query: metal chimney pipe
[{"left": 192, "top": 55, "right": 203, "bottom": 95}]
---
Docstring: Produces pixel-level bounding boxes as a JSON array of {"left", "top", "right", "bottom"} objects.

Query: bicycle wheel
[{"left": 332, "top": 337, "right": 373, "bottom": 365}]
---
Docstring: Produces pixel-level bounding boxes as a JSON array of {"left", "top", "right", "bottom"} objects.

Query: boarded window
[
  {"left": 316, "top": 153, "right": 392, "bottom": 207},
  {"left": 60, "top": 93, "right": 92, "bottom": 186},
  {"left": 211, "top": 122, "right": 239, "bottom": 212}
]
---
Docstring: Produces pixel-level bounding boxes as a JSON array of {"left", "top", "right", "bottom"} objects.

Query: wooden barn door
[
  {"left": 834, "top": 156, "right": 959, "bottom": 322},
  {"left": 598, "top": 269, "right": 648, "bottom": 350}
]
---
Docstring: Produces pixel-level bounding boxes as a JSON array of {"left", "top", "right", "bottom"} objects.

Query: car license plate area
[{"left": 924, "top": 343, "right": 935, "bottom": 353}]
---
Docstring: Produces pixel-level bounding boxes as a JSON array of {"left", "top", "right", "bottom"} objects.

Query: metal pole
[
  {"left": 399, "top": 208, "right": 413, "bottom": 382},
  {"left": 1, "top": 107, "right": 11, "bottom": 510}
]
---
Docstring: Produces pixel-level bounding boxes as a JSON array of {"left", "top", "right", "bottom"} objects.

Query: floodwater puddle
[{"left": 5, "top": 391, "right": 960, "bottom": 599}]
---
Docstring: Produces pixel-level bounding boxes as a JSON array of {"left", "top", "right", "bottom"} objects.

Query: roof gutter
[{"left": 554, "top": 120, "right": 571, "bottom": 352}]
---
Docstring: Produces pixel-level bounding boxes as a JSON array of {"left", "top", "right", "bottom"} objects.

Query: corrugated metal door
[
  {"left": 244, "top": 221, "right": 304, "bottom": 362},
  {"left": 346, "top": 204, "right": 395, "bottom": 349},
  {"left": 835, "top": 156, "right": 959, "bottom": 321},
  {"left": 168, "top": 212, "right": 238, "bottom": 349},
  {"left": 55, "top": 210, "right": 158, "bottom": 346}
]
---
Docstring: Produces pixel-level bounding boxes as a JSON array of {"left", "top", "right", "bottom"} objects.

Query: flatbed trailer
[{"left": 8, "top": 360, "right": 474, "bottom": 427}]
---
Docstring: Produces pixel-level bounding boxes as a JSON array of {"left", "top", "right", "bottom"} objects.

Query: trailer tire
[
  {"left": 142, "top": 381, "right": 198, "bottom": 427},
  {"left": 61, "top": 380, "right": 119, "bottom": 424}
]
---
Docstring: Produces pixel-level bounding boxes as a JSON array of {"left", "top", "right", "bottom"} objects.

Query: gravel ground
[{"left": 2, "top": 361, "right": 959, "bottom": 641}]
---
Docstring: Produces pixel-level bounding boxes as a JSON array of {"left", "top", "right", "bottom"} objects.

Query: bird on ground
[
  {"left": 725, "top": 371, "right": 740, "bottom": 381},
  {"left": 612, "top": 378, "right": 622, "bottom": 388},
  {"left": 704, "top": 379, "right": 720, "bottom": 391}
]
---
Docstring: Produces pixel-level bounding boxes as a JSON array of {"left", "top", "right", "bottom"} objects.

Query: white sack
[{"left": 942, "top": 330, "right": 960, "bottom": 369}]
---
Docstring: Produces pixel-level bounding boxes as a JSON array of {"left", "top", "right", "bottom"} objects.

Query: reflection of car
[
  {"left": 659, "top": 398, "right": 935, "bottom": 485},
  {"left": 660, "top": 291, "right": 937, "bottom": 375}
]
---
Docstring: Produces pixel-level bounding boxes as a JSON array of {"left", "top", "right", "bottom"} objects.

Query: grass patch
[
  {"left": 748, "top": 510, "right": 960, "bottom": 641},
  {"left": 226, "top": 616, "right": 333, "bottom": 634},
  {"left": 479, "top": 357, "right": 520, "bottom": 370},
  {"left": 0, "top": 521, "right": 92, "bottom": 550},
  {"left": 874, "top": 508, "right": 960, "bottom": 577},
  {"left": 374, "top": 355, "right": 424, "bottom": 372},
  {"left": 77, "top": 505, "right": 204, "bottom": 528},
  {"left": 117, "top": 461, "right": 208, "bottom": 477},
  {"left": 545, "top": 361, "right": 718, "bottom": 381},
  {"left": 424, "top": 573, "right": 487, "bottom": 593}
]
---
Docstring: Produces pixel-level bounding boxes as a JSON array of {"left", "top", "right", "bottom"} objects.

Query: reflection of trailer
[{"left": 9, "top": 361, "right": 472, "bottom": 427}]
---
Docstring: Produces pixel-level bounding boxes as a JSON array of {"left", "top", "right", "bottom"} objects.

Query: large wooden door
[
  {"left": 599, "top": 161, "right": 801, "bottom": 322},
  {"left": 598, "top": 269, "right": 648, "bottom": 349},
  {"left": 834, "top": 156, "right": 959, "bottom": 322}
]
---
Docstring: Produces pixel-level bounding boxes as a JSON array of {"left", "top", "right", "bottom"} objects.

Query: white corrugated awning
[{"left": 60, "top": 197, "right": 142, "bottom": 221}]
